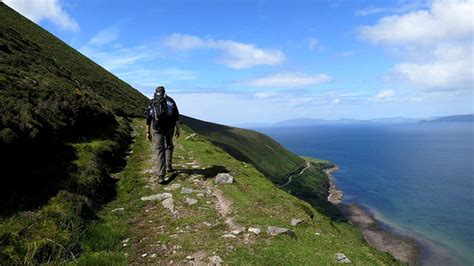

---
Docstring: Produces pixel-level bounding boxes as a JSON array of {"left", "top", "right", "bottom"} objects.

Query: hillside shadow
[{"left": 162, "top": 165, "right": 229, "bottom": 185}]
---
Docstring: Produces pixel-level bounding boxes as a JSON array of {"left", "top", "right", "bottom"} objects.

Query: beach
[{"left": 324, "top": 166, "right": 422, "bottom": 265}]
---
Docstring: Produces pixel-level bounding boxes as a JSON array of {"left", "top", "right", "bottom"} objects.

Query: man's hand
[
  {"left": 146, "top": 132, "right": 152, "bottom": 141},
  {"left": 175, "top": 127, "right": 181, "bottom": 138}
]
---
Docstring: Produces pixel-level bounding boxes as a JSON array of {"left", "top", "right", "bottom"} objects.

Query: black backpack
[{"left": 145, "top": 96, "right": 174, "bottom": 121}]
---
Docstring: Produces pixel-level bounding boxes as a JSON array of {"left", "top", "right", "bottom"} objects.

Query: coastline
[{"left": 324, "top": 166, "right": 422, "bottom": 265}]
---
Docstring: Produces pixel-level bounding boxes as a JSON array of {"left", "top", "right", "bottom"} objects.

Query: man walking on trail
[{"left": 146, "top": 86, "right": 181, "bottom": 183}]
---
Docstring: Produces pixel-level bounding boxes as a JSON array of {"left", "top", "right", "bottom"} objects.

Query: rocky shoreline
[{"left": 324, "top": 166, "right": 422, "bottom": 265}]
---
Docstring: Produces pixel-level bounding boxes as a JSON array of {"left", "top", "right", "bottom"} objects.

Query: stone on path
[
  {"left": 181, "top": 187, "right": 196, "bottom": 194},
  {"left": 142, "top": 168, "right": 154, "bottom": 174},
  {"left": 185, "top": 197, "right": 198, "bottom": 205},
  {"left": 162, "top": 198, "right": 174, "bottom": 210},
  {"left": 248, "top": 227, "right": 261, "bottom": 235},
  {"left": 335, "top": 253, "right": 351, "bottom": 263},
  {"left": 141, "top": 193, "right": 172, "bottom": 201},
  {"left": 267, "top": 226, "right": 296, "bottom": 238},
  {"left": 231, "top": 229, "right": 244, "bottom": 235},
  {"left": 214, "top": 173, "right": 234, "bottom": 184},
  {"left": 291, "top": 218, "right": 304, "bottom": 226},
  {"left": 209, "top": 255, "right": 222, "bottom": 265},
  {"left": 185, "top": 133, "right": 197, "bottom": 140},
  {"left": 164, "top": 183, "right": 182, "bottom": 191},
  {"left": 221, "top": 234, "right": 237, "bottom": 238},
  {"left": 122, "top": 238, "right": 130, "bottom": 247}
]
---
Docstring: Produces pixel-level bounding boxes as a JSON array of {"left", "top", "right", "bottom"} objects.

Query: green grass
[
  {"left": 0, "top": 2, "right": 148, "bottom": 211},
  {"left": 0, "top": 117, "right": 133, "bottom": 264},
  {"left": 75, "top": 119, "right": 401, "bottom": 265},
  {"left": 302, "top": 156, "right": 332, "bottom": 167},
  {"left": 181, "top": 116, "right": 303, "bottom": 184},
  {"left": 181, "top": 116, "right": 344, "bottom": 220}
]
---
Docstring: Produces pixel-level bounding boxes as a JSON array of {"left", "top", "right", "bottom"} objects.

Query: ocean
[{"left": 258, "top": 123, "right": 474, "bottom": 265}]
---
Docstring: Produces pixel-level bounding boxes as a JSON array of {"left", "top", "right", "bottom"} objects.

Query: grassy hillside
[
  {"left": 0, "top": 4, "right": 148, "bottom": 263},
  {"left": 181, "top": 116, "right": 342, "bottom": 219},
  {"left": 0, "top": 3, "right": 397, "bottom": 264},
  {"left": 181, "top": 116, "right": 302, "bottom": 184},
  {"left": 0, "top": 3, "right": 149, "bottom": 211},
  {"left": 70, "top": 119, "right": 399, "bottom": 265}
]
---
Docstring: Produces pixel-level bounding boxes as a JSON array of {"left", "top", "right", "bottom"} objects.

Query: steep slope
[
  {"left": 181, "top": 116, "right": 342, "bottom": 219},
  {"left": 70, "top": 119, "right": 399, "bottom": 265},
  {"left": 0, "top": 3, "right": 148, "bottom": 210},
  {"left": 181, "top": 116, "right": 302, "bottom": 184},
  {"left": 0, "top": 4, "right": 148, "bottom": 263}
]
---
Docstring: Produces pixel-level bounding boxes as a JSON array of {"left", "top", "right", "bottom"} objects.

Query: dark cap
[{"left": 156, "top": 86, "right": 165, "bottom": 93}]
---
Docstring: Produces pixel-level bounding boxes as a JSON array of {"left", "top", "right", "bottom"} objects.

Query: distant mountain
[
  {"left": 235, "top": 122, "right": 273, "bottom": 128},
  {"left": 368, "top": 117, "right": 420, "bottom": 124},
  {"left": 421, "top": 114, "right": 474, "bottom": 123},
  {"left": 273, "top": 118, "right": 332, "bottom": 127},
  {"left": 257, "top": 117, "right": 420, "bottom": 128}
]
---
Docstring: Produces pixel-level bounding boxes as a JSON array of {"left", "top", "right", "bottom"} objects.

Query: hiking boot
[
  {"left": 157, "top": 175, "right": 165, "bottom": 184},
  {"left": 166, "top": 166, "right": 176, "bottom": 172}
]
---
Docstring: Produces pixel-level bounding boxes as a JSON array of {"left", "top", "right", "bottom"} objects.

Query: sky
[{"left": 4, "top": 0, "right": 474, "bottom": 125}]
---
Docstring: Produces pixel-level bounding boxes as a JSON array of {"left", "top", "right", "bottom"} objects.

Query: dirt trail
[
  {"left": 278, "top": 161, "right": 311, "bottom": 188},
  {"left": 125, "top": 132, "right": 246, "bottom": 264}
]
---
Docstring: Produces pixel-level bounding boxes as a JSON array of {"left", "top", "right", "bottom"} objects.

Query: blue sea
[{"left": 258, "top": 123, "right": 474, "bottom": 265}]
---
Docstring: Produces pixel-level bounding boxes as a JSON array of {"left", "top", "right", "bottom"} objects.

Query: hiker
[{"left": 145, "top": 86, "right": 181, "bottom": 183}]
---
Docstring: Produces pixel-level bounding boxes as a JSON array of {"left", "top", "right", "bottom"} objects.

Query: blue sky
[{"left": 5, "top": 0, "right": 473, "bottom": 124}]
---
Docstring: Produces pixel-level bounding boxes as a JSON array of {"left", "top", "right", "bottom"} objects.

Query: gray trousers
[{"left": 153, "top": 127, "right": 175, "bottom": 176}]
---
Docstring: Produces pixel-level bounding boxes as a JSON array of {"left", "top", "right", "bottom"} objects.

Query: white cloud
[
  {"left": 333, "top": 51, "right": 354, "bottom": 57},
  {"left": 330, "top": 98, "right": 340, "bottom": 107},
  {"left": 87, "top": 27, "right": 119, "bottom": 46},
  {"left": 244, "top": 72, "right": 332, "bottom": 88},
  {"left": 355, "top": 1, "right": 427, "bottom": 16},
  {"left": 359, "top": 0, "right": 474, "bottom": 91},
  {"left": 163, "top": 33, "right": 285, "bottom": 69},
  {"left": 79, "top": 28, "right": 159, "bottom": 71},
  {"left": 4, "top": 0, "right": 79, "bottom": 31},
  {"left": 359, "top": 0, "right": 473, "bottom": 45},
  {"left": 308, "top": 37, "right": 322, "bottom": 51},
  {"left": 253, "top": 92, "right": 278, "bottom": 99},
  {"left": 162, "top": 34, "right": 206, "bottom": 50},
  {"left": 119, "top": 68, "right": 196, "bottom": 88},
  {"left": 80, "top": 44, "right": 151, "bottom": 71},
  {"left": 369, "top": 89, "right": 397, "bottom": 102}
]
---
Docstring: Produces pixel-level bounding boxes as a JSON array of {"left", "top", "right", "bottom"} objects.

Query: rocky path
[
  {"left": 278, "top": 161, "right": 311, "bottom": 188},
  {"left": 121, "top": 130, "right": 256, "bottom": 265},
  {"left": 101, "top": 123, "right": 367, "bottom": 265}
]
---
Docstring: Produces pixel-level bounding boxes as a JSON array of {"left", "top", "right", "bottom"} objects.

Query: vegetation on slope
[
  {"left": 181, "top": 116, "right": 343, "bottom": 219},
  {"left": 0, "top": 3, "right": 148, "bottom": 210},
  {"left": 0, "top": 3, "right": 147, "bottom": 263},
  {"left": 181, "top": 116, "right": 302, "bottom": 184},
  {"left": 74, "top": 119, "right": 399, "bottom": 265}
]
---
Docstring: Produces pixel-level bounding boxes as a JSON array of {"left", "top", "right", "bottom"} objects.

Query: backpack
[{"left": 145, "top": 96, "right": 175, "bottom": 121}]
